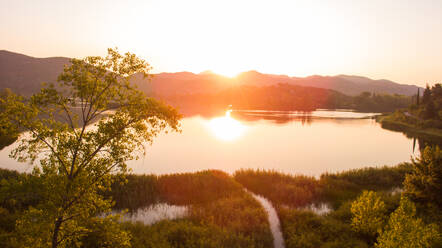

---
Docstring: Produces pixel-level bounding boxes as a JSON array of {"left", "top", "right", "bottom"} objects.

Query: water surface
[
  {"left": 118, "top": 203, "right": 188, "bottom": 225},
  {"left": 0, "top": 110, "right": 419, "bottom": 176}
]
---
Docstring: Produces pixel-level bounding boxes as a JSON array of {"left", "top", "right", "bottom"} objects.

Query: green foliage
[
  {"left": 278, "top": 208, "right": 368, "bottom": 248},
  {"left": 352, "top": 91, "right": 411, "bottom": 112},
  {"left": 375, "top": 196, "right": 441, "bottom": 248},
  {"left": 234, "top": 169, "right": 320, "bottom": 207},
  {"left": 234, "top": 165, "right": 410, "bottom": 210},
  {"left": 109, "top": 174, "right": 160, "bottom": 211},
  {"left": 234, "top": 167, "right": 412, "bottom": 248},
  {"left": 107, "top": 170, "right": 272, "bottom": 248},
  {"left": 190, "top": 194, "right": 273, "bottom": 247},
  {"left": 321, "top": 164, "right": 411, "bottom": 191},
  {"left": 0, "top": 88, "right": 18, "bottom": 150},
  {"left": 419, "top": 84, "right": 442, "bottom": 121},
  {"left": 404, "top": 146, "right": 442, "bottom": 210},
  {"left": 109, "top": 170, "right": 245, "bottom": 211},
  {"left": 0, "top": 49, "right": 180, "bottom": 248},
  {"left": 0, "top": 169, "right": 272, "bottom": 248},
  {"left": 78, "top": 215, "right": 131, "bottom": 248},
  {"left": 166, "top": 83, "right": 412, "bottom": 113},
  {"left": 320, "top": 164, "right": 411, "bottom": 208},
  {"left": 376, "top": 84, "right": 442, "bottom": 142},
  {"left": 0, "top": 154, "right": 439, "bottom": 248},
  {"left": 122, "top": 220, "right": 257, "bottom": 248},
  {"left": 157, "top": 170, "right": 244, "bottom": 205},
  {"left": 351, "top": 191, "right": 387, "bottom": 239}
]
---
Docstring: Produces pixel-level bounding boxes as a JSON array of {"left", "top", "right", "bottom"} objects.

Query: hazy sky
[{"left": 1, "top": 0, "right": 441, "bottom": 86}]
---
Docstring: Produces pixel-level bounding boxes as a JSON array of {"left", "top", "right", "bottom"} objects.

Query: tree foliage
[
  {"left": 403, "top": 146, "right": 442, "bottom": 209},
  {"left": 419, "top": 84, "right": 442, "bottom": 121},
  {"left": 0, "top": 49, "right": 180, "bottom": 248},
  {"left": 0, "top": 88, "right": 18, "bottom": 150},
  {"left": 375, "top": 196, "right": 440, "bottom": 248},
  {"left": 351, "top": 191, "right": 387, "bottom": 239}
]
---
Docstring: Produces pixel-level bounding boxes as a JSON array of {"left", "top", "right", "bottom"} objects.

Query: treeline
[
  {"left": 409, "top": 83, "right": 442, "bottom": 129},
  {"left": 415, "top": 83, "right": 442, "bottom": 120},
  {"left": 386, "top": 83, "right": 442, "bottom": 128},
  {"left": 376, "top": 83, "right": 442, "bottom": 141},
  {"left": 0, "top": 84, "right": 412, "bottom": 128},
  {"left": 352, "top": 91, "right": 411, "bottom": 112},
  {"left": 160, "top": 84, "right": 411, "bottom": 114}
]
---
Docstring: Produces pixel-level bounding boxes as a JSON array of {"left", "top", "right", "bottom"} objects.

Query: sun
[
  {"left": 212, "top": 68, "right": 241, "bottom": 78},
  {"left": 207, "top": 110, "right": 246, "bottom": 141}
]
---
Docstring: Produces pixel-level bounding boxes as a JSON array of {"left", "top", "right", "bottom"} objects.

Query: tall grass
[
  {"left": 109, "top": 170, "right": 245, "bottom": 211},
  {"left": 234, "top": 164, "right": 411, "bottom": 209},
  {"left": 120, "top": 220, "right": 260, "bottom": 248},
  {"left": 320, "top": 163, "right": 411, "bottom": 208},
  {"left": 234, "top": 169, "right": 321, "bottom": 208},
  {"left": 108, "top": 170, "right": 273, "bottom": 247}
]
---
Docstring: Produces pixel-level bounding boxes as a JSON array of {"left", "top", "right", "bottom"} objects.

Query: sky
[{"left": 1, "top": 0, "right": 442, "bottom": 86}]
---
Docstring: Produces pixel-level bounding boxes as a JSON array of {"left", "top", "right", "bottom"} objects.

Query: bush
[
  {"left": 278, "top": 208, "right": 368, "bottom": 248},
  {"left": 351, "top": 191, "right": 387, "bottom": 241}
]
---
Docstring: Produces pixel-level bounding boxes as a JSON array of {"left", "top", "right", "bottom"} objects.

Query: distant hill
[
  {"left": 0, "top": 50, "right": 422, "bottom": 97},
  {"left": 234, "top": 71, "right": 422, "bottom": 96},
  {"left": 0, "top": 50, "right": 70, "bottom": 95}
]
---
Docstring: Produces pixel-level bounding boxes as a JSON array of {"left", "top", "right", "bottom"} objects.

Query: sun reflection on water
[{"left": 207, "top": 110, "right": 246, "bottom": 141}]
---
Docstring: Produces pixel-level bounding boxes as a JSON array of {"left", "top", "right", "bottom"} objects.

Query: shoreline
[{"left": 376, "top": 115, "right": 442, "bottom": 142}]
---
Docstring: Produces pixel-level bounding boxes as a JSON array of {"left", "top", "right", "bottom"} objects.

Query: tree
[
  {"left": 0, "top": 88, "right": 18, "bottom": 150},
  {"left": 422, "top": 85, "right": 431, "bottom": 105},
  {"left": 0, "top": 48, "right": 180, "bottom": 248},
  {"left": 423, "top": 100, "right": 436, "bottom": 119},
  {"left": 351, "top": 191, "right": 387, "bottom": 240},
  {"left": 375, "top": 196, "right": 440, "bottom": 248},
  {"left": 403, "top": 146, "right": 442, "bottom": 210}
]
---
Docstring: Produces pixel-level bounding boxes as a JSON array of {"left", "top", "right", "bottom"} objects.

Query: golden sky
[{"left": 1, "top": 0, "right": 441, "bottom": 86}]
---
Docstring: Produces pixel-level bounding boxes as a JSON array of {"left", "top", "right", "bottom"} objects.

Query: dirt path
[{"left": 247, "top": 191, "right": 286, "bottom": 248}]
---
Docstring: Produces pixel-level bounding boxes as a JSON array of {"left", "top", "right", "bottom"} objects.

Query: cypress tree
[{"left": 416, "top": 88, "right": 420, "bottom": 106}]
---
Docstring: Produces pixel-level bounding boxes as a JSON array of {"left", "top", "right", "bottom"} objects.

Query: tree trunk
[{"left": 52, "top": 216, "right": 63, "bottom": 248}]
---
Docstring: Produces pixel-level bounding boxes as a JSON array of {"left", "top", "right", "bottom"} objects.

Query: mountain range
[{"left": 0, "top": 50, "right": 422, "bottom": 97}]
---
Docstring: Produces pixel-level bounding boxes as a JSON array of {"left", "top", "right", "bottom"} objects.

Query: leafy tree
[
  {"left": 0, "top": 88, "right": 18, "bottom": 150},
  {"left": 0, "top": 49, "right": 180, "bottom": 248},
  {"left": 375, "top": 196, "right": 440, "bottom": 248},
  {"left": 422, "top": 85, "right": 431, "bottom": 105},
  {"left": 423, "top": 100, "right": 437, "bottom": 119},
  {"left": 351, "top": 191, "right": 387, "bottom": 239},
  {"left": 403, "top": 146, "right": 442, "bottom": 209}
]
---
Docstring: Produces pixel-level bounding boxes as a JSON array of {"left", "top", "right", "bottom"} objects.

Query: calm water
[{"left": 0, "top": 110, "right": 419, "bottom": 176}]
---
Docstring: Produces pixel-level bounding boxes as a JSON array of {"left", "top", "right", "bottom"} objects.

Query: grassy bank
[{"left": 376, "top": 112, "right": 442, "bottom": 143}]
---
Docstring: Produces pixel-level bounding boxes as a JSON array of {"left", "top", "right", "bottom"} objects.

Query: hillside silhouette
[{"left": 0, "top": 50, "right": 421, "bottom": 97}]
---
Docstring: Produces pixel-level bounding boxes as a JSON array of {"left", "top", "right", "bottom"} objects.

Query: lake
[{"left": 0, "top": 110, "right": 420, "bottom": 176}]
